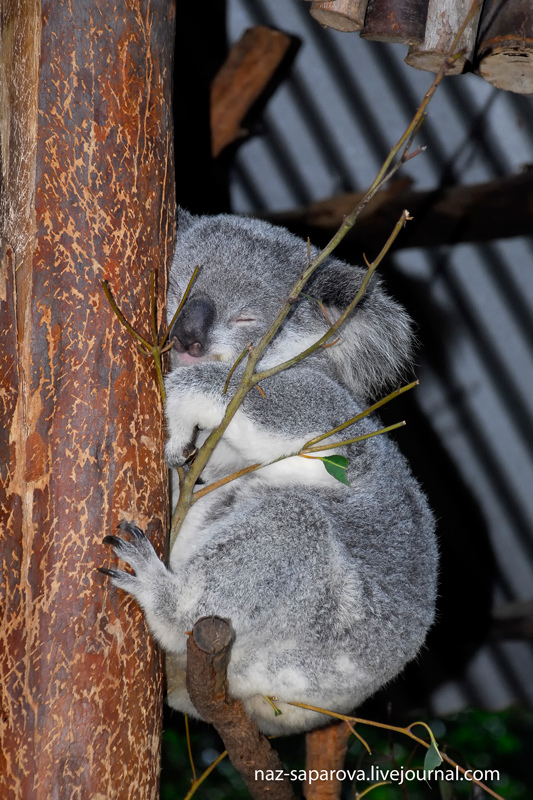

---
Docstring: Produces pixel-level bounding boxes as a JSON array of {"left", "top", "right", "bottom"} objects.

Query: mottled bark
[
  {"left": 405, "top": 0, "right": 483, "bottom": 74},
  {"left": 303, "top": 723, "right": 351, "bottom": 800},
  {"left": 0, "top": 1, "right": 175, "bottom": 798}
]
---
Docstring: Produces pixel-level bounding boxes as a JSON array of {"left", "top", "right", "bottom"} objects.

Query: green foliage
[
  {"left": 320, "top": 454, "right": 350, "bottom": 485},
  {"left": 160, "top": 707, "right": 533, "bottom": 800}
]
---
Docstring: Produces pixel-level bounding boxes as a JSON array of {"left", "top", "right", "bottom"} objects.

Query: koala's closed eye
[{"left": 232, "top": 316, "right": 258, "bottom": 325}]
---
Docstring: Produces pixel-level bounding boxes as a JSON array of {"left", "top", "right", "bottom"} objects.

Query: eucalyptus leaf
[
  {"left": 320, "top": 454, "right": 350, "bottom": 486},
  {"left": 424, "top": 738, "right": 443, "bottom": 772}
]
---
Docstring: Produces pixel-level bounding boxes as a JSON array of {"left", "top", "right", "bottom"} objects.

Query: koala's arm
[
  {"left": 164, "top": 360, "right": 365, "bottom": 468},
  {"left": 164, "top": 363, "right": 231, "bottom": 466}
]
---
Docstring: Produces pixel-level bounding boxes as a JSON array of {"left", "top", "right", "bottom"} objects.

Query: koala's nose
[{"left": 171, "top": 297, "right": 216, "bottom": 357}]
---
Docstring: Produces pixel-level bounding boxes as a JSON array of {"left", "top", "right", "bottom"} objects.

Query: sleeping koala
[{"left": 102, "top": 210, "right": 437, "bottom": 735}]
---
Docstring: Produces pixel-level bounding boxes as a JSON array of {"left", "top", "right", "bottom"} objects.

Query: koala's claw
[
  {"left": 100, "top": 521, "right": 166, "bottom": 597},
  {"left": 97, "top": 566, "right": 121, "bottom": 578},
  {"left": 117, "top": 520, "right": 146, "bottom": 539}
]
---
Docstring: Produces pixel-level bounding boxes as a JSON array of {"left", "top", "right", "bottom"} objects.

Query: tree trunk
[
  {"left": 0, "top": 1, "right": 175, "bottom": 798},
  {"left": 476, "top": 0, "right": 533, "bottom": 94}
]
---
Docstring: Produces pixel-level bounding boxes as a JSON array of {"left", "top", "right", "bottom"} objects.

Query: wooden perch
[
  {"left": 303, "top": 723, "right": 352, "bottom": 800},
  {"left": 261, "top": 169, "right": 533, "bottom": 255},
  {"left": 309, "top": 0, "right": 369, "bottom": 32},
  {"left": 405, "top": 0, "right": 483, "bottom": 74},
  {"left": 210, "top": 26, "right": 292, "bottom": 158},
  {"left": 186, "top": 616, "right": 296, "bottom": 800},
  {"left": 361, "top": 0, "right": 429, "bottom": 45},
  {"left": 476, "top": 0, "right": 533, "bottom": 94}
]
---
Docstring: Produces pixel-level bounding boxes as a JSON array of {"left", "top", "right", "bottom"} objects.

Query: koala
[{"left": 102, "top": 210, "right": 438, "bottom": 735}]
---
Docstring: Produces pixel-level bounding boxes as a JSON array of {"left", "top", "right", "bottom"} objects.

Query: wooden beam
[
  {"left": 261, "top": 171, "right": 533, "bottom": 256},
  {"left": 211, "top": 26, "right": 292, "bottom": 158},
  {"left": 303, "top": 723, "right": 351, "bottom": 800}
]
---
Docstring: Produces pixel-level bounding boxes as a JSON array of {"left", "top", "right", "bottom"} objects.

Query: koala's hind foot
[{"left": 100, "top": 521, "right": 170, "bottom": 609}]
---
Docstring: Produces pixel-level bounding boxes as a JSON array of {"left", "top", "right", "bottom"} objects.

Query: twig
[
  {"left": 304, "top": 381, "right": 417, "bottom": 448},
  {"left": 302, "top": 421, "right": 406, "bottom": 454},
  {"left": 102, "top": 266, "right": 200, "bottom": 405},
  {"left": 182, "top": 384, "right": 415, "bottom": 507},
  {"left": 288, "top": 702, "right": 505, "bottom": 800},
  {"left": 184, "top": 714, "right": 197, "bottom": 783},
  {"left": 254, "top": 210, "right": 411, "bottom": 383},
  {"left": 183, "top": 749, "right": 228, "bottom": 800}
]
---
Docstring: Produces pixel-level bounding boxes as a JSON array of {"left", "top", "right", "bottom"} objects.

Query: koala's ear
[
  {"left": 306, "top": 257, "right": 415, "bottom": 398},
  {"left": 305, "top": 259, "right": 369, "bottom": 309},
  {"left": 177, "top": 207, "right": 195, "bottom": 231}
]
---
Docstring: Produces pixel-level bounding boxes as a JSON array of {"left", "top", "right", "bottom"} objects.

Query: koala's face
[{"left": 167, "top": 213, "right": 324, "bottom": 368}]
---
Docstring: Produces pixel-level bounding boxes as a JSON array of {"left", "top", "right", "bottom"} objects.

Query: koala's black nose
[{"left": 171, "top": 297, "right": 216, "bottom": 357}]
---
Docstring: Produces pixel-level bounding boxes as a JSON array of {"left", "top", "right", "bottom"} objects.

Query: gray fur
[{"left": 104, "top": 211, "right": 437, "bottom": 735}]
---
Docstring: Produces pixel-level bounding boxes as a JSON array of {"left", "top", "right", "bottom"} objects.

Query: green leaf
[
  {"left": 320, "top": 454, "right": 350, "bottom": 486},
  {"left": 424, "top": 738, "right": 443, "bottom": 772}
]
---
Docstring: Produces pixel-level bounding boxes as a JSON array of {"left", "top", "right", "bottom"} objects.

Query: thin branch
[
  {"left": 160, "top": 265, "right": 200, "bottom": 349},
  {"left": 223, "top": 343, "right": 252, "bottom": 395},
  {"left": 288, "top": 702, "right": 505, "bottom": 800},
  {"left": 302, "top": 421, "right": 406, "bottom": 454},
  {"left": 184, "top": 714, "right": 197, "bottom": 783},
  {"left": 254, "top": 211, "right": 411, "bottom": 384},
  {"left": 101, "top": 280, "right": 150, "bottom": 349},
  {"left": 304, "top": 381, "right": 417, "bottom": 448},
  {"left": 182, "top": 749, "right": 228, "bottom": 800},
  {"left": 102, "top": 266, "right": 201, "bottom": 406}
]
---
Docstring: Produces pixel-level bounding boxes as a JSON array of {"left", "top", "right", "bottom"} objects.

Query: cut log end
[
  {"left": 478, "top": 47, "right": 533, "bottom": 94},
  {"left": 405, "top": 49, "right": 467, "bottom": 74},
  {"left": 310, "top": 9, "right": 363, "bottom": 31},
  {"left": 310, "top": 1, "right": 367, "bottom": 32}
]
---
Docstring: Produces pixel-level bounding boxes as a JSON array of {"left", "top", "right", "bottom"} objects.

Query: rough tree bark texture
[
  {"left": 0, "top": 1, "right": 175, "bottom": 798},
  {"left": 303, "top": 723, "right": 351, "bottom": 800}
]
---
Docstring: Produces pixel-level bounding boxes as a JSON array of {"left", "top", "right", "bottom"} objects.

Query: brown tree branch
[
  {"left": 186, "top": 617, "right": 296, "bottom": 800},
  {"left": 211, "top": 26, "right": 293, "bottom": 158}
]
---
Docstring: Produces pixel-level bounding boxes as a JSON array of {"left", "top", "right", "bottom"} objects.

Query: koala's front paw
[
  {"left": 165, "top": 436, "right": 196, "bottom": 468},
  {"left": 99, "top": 521, "right": 167, "bottom": 597}
]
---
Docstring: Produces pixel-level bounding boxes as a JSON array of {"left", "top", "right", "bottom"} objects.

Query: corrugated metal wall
[{"left": 228, "top": 0, "right": 533, "bottom": 715}]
